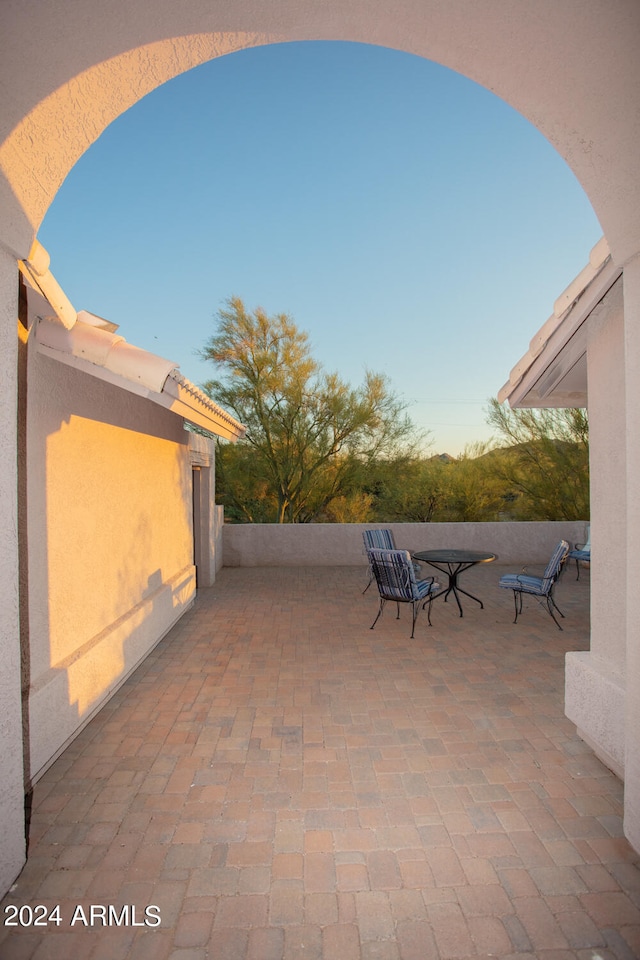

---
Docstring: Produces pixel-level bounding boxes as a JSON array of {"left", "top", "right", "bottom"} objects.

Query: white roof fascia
[
  {"left": 157, "top": 371, "right": 245, "bottom": 442},
  {"left": 22, "top": 240, "right": 246, "bottom": 440},
  {"left": 34, "top": 316, "right": 245, "bottom": 442},
  {"left": 498, "top": 237, "right": 622, "bottom": 408},
  {"left": 22, "top": 240, "right": 245, "bottom": 440},
  {"left": 36, "top": 333, "right": 158, "bottom": 400}
]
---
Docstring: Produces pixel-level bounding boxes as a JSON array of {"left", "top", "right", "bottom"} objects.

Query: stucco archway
[
  {"left": 2, "top": 0, "right": 640, "bottom": 894},
  {"left": 1, "top": 1, "right": 640, "bottom": 263}
]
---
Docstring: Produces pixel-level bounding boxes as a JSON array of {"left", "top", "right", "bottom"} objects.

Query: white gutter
[{"left": 35, "top": 313, "right": 177, "bottom": 392}]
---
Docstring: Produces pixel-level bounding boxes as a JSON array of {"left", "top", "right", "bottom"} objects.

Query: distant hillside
[
  {"left": 429, "top": 452, "right": 455, "bottom": 463},
  {"left": 430, "top": 439, "right": 584, "bottom": 465}
]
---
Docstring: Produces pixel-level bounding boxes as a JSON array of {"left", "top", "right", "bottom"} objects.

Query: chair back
[
  {"left": 583, "top": 524, "right": 591, "bottom": 551},
  {"left": 363, "top": 528, "right": 396, "bottom": 552},
  {"left": 542, "top": 540, "right": 570, "bottom": 590},
  {"left": 367, "top": 548, "right": 417, "bottom": 602}
]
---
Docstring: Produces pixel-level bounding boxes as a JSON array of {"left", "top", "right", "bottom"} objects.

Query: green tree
[
  {"left": 367, "top": 455, "right": 447, "bottom": 522},
  {"left": 201, "top": 297, "right": 419, "bottom": 522},
  {"left": 485, "top": 398, "right": 589, "bottom": 520},
  {"left": 434, "top": 443, "right": 510, "bottom": 521},
  {"left": 366, "top": 445, "right": 513, "bottom": 523}
]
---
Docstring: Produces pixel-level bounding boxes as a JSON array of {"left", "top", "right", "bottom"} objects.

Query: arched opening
[
  {"left": 2, "top": 5, "right": 639, "bottom": 265},
  {"left": 37, "top": 41, "right": 602, "bottom": 454}
]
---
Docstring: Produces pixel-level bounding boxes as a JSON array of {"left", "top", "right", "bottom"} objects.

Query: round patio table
[{"left": 412, "top": 549, "right": 496, "bottom": 618}]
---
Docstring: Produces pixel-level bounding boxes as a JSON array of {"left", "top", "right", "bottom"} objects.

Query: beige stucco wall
[
  {"left": 0, "top": 248, "right": 26, "bottom": 891},
  {"left": 565, "top": 278, "right": 626, "bottom": 778},
  {"left": 24, "top": 341, "right": 198, "bottom": 782},
  {"left": 621, "top": 255, "right": 640, "bottom": 850},
  {"left": 223, "top": 520, "right": 586, "bottom": 568},
  {"left": 1, "top": 2, "right": 639, "bottom": 268},
  {"left": 188, "top": 431, "right": 223, "bottom": 587}
]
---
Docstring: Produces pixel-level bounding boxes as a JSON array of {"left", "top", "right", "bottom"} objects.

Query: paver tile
[{"left": 1, "top": 564, "right": 639, "bottom": 959}]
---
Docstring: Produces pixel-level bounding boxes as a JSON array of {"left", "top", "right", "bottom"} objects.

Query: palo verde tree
[
  {"left": 200, "top": 297, "right": 419, "bottom": 522},
  {"left": 369, "top": 445, "right": 511, "bottom": 523},
  {"left": 485, "top": 398, "right": 589, "bottom": 520},
  {"left": 434, "top": 443, "right": 510, "bottom": 522},
  {"left": 366, "top": 454, "right": 447, "bottom": 523}
]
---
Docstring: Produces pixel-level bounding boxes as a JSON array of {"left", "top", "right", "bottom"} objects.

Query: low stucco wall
[{"left": 222, "top": 520, "right": 587, "bottom": 567}]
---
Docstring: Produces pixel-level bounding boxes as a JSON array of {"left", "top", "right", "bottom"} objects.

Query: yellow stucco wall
[{"left": 25, "top": 344, "right": 197, "bottom": 781}]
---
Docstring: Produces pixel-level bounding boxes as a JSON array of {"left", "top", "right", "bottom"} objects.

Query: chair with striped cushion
[
  {"left": 568, "top": 524, "right": 590, "bottom": 580},
  {"left": 499, "top": 540, "right": 570, "bottom": 630},
  {"left": 367, "top": 548, "right": 439, "bottom": 638},
  {"left": 362, "top": 528, "right": 422, "bottom": 593}
]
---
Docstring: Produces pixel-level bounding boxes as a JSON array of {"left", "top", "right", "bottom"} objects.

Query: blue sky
[{"left": 39, "top": 41, "right": 602, "bottom": 455}]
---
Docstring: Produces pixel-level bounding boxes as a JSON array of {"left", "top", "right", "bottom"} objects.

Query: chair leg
[
  {"left": 410, "top": 601, "right": 418, "bottom": 639},
  {"left": 575, "top": 559, "right": 580, "bottom": 581},
  {"left": 512, "top": 588, "right": 565, "bottom": 630},
  {"left": 370, "top": 598, "right": 386, "bottom": 631},
  {"left": 512, "top": 590, "right": 521, "bottom": 624},
  {"left": 362, "top": 572, "right": 373, "bottom": 594},
  {"left": 425, "top": 595, "right": 433, "bottom": 627},
  {"left": 546, "top": 595, "right": 565, "bottom": 630},
  {"left": 420, "top": 592, "right": 437, "bottom": 626}
]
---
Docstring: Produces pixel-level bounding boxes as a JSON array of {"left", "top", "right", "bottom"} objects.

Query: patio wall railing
[{"left": 222, "top": 520, "right": 588, "bottom": 567}]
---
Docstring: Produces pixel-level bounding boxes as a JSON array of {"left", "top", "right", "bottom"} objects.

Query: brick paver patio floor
[{"left": 2, "top": 562, "right": 639, "bottom": 959}]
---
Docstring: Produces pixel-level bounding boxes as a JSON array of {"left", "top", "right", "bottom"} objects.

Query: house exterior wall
[
  {"left": 188, "top": 431, "right": 223, "bottom": 587},
  {"left": 24, "top": 342, "right": 199, "bottom": 783},
  {"left": 565, "top": 278, "right": 626, "bottom": 778},
  {"left": 0, "top": 248, "right": 27, "bottom": 893},
  {"left": 621, "top": 255, "right": 640, "bottom": 851}
]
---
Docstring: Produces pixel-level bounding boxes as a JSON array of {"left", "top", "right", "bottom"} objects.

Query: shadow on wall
[{"left": 20, "top": 329, "right": 198, "bottom": 839}]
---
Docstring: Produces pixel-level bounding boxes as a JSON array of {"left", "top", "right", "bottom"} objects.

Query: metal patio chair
[
  {"left": 499, "top": 539, "right": 570, "bottom": 630},
  {"left": 367, "top": 547, "right": 439, "bottom": 638},
  {"left": 568, "top": 524, "right": 590, "bottom": 580},
  {"left": 362, "top": 528, "right": 422, "bottom": 593}
]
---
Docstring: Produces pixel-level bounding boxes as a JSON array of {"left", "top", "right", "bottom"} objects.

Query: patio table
[{"left": 412, "top": 549, "right": 496, "bottom": 617}]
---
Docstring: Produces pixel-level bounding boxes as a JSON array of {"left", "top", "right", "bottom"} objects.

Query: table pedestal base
[
  {"left": 429, "top": 573, "right": 484, "bottom": 618},
  {"left": 413, "top": 551, "right": 496, "bottom": 618}
]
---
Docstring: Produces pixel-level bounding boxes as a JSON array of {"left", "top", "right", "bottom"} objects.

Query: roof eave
[{"left": 498, "top": 238, "right": 622, "bottom": 409}]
